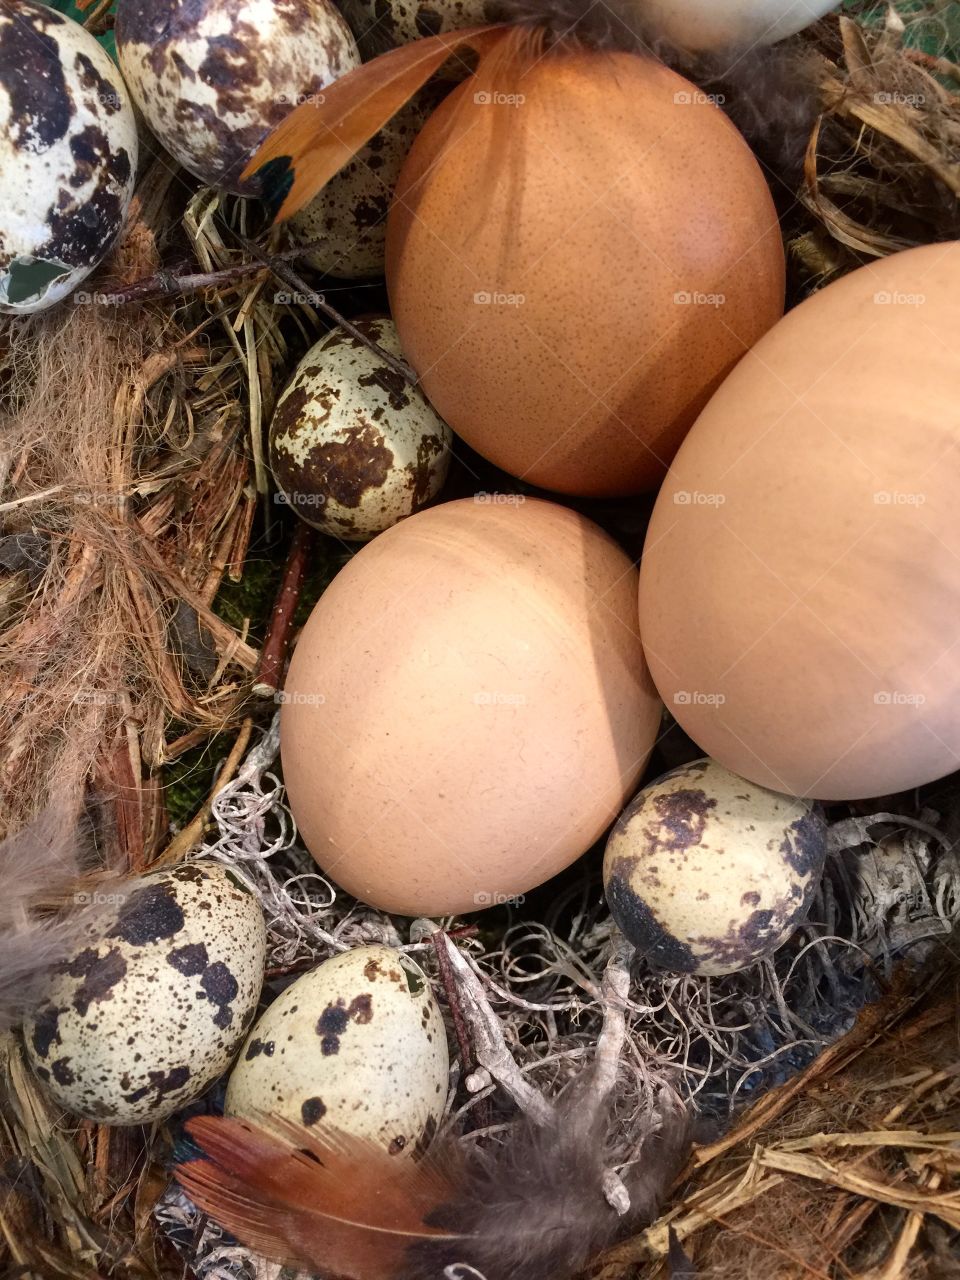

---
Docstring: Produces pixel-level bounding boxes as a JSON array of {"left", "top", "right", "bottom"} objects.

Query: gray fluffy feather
[
  {"left": 0, "top": 805, "right": 93, "bottom": 1031},
  {"left": 406, "top": 1074, "right": 692, "bottom": 1280}
]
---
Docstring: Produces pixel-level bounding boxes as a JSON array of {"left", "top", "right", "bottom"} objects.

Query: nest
[{"left": 0, "top": 4, "right": 959, "bottom": 1279}]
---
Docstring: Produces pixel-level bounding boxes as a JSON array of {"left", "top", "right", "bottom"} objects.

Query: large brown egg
[
  {"left": 281, "top": 498, "right": 661, "bottom": 915},
  {"left": 638, "top": 242, "right": 960, "bottom": 801},
  {"left": 385, "top": 49, "right": 784, "bottom": 498}
]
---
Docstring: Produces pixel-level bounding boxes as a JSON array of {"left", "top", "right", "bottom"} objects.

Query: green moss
[{"left": 47, "top": 0, "right": 117, "bottom": 58}]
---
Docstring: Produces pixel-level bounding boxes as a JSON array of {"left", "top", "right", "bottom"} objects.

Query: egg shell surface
[
  {"left": 225, "top": 945, "right": 448, "bottom": 1157},
  {"left": 281, "top": 497, "right": 662, "bottom": 916},
  {"left": 24, "top": 861, "right": 266, "bottom": 1124},
  {"left": 385, "top": 49, "right": 784, "bottom": 497},
  {"left": 115, "top": 0, "right": 359, "bottom": 193},
  {"left": 0, "top": 0, "right": 138, "bottom": 313},
  {"left": 639, "top": 241, "right": 960, "bottom": 800},
  {"left": 604, "top": 759, "right": 827, "bottom": 976},
  {"left": 341, "top": 0, "right": 493, "bottom": 58},
  {"left": 290, "top": 93, "right": 437, "bottom": 280},
  {"left": 642, "top": 0, "right": 840, "bottom": 51},
  {"left": 269, "top": 317, "right": 451, "bottom": 540}
]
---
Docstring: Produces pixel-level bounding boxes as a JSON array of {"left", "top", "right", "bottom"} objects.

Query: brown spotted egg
[
  {"left": 270, "top": 317, "right": 451, "bottom": 540},
  {"left": 603, "top": 759, "right": 827, "bottom": 976},
  {"left": 0, "top": 0, "right": 138, "bottom": 314},
  {"left": 114, "top": 0, "right": 359, "bottom": 194},
  {"left": 225, "top": 944, "right": 449, "bottom": 1157},
  {"left": 290, "top": 90, "right": 440, "bottom": 280},
  {"left": 24, "top": 861, "right": 266, "bottom": 1125},
  {"left": 340, "top": 0, "right": 494, "bottom": 59}
]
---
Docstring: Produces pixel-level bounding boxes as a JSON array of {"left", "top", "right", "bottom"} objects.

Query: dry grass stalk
[{"left": 592, "top": 953, "right": 960, "bottom": 1279}]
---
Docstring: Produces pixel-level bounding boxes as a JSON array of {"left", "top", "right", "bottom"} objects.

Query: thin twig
[
  {"left": 235, "top": 234, "right": 418, "bottom": 387},
  {"left": 253, "top": 523, "right": 315, "bottom": 698}
]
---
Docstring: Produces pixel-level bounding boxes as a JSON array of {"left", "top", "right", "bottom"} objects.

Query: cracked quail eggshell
[
  {"left": 24, "top": 861, "right": 266, "bottom": 1124},
  {"left": 114, "top": 0, "right": 359, "bottom": 194},
  {"left": 0, "top": 0, "right": 138, "bottom": 314},
  {"left": 603, "top": 759, "right": 827, "bottom": 976},
  {"left": 269, "top": 317, "right": 451, "bottom": 540},
  {"left": 225, "top": 945, "right": 449, "bottom": 1157}
]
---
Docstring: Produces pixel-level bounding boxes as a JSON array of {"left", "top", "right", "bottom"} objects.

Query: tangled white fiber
[{"left": 156, "top": 721, "right": 960, "bottom": 1279}]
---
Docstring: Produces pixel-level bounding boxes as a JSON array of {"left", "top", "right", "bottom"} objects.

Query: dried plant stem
[
  {"left": 235, "top": 235, "right": 418, "bottom": 387},
  {"left": 253, "top": 523, "right": 315, "bottom": 698},
  {"left": 155, "top": 719, "right": 254, "bottom": 867},
  {"left": 441, "top": 934, "right": 555, "bottom": 1126}
]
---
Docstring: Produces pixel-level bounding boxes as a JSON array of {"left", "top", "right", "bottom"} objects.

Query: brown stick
[
  {"left": 89, "top": 239, "right": 343, "bottom": 307},
  {"left": 235, "top": 234, "right": 419, "bottom": 388},
  {"left": 253, "top": 522, "right": 315, "bottom": 698}
]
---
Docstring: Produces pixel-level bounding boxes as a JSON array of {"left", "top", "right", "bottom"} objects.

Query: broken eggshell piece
[
  {"left": 0, "top": 0, "right": 138, "bottom": 313},
  {"left": 225, "top": 945, "right": 449, "bottom": 1158},
  {"left": 269, "top": 317, "right": 451, "bottom": 540},
  {"left": 24, "top": 862, "right": 266, "bottom": 1124},
  {"left": 603, "top": 758, "right": 827, "bottom": 976}
]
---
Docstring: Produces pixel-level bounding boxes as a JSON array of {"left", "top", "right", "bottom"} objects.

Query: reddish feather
[
  {"left": 240, "top": 25, "right": 510, "bottom": 221},
  {"left": 179, "top": 1116, "right": 464, "bottom": 1278}
]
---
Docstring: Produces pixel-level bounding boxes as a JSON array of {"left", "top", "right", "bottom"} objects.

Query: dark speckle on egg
[
  {"left": 606, "top": 863, "right": 698, "bottom": 973},
  {"left": 0, "top": 0, "right": 138, "bottom": 312},
  {"left": 22, "top": 861, "right": 266, "bottom": 1124},
  {"left": 110, "top": 882, "right": 185, "bottom": 946},
  {"left": 115, "top": 0, "right": 360, "bottom": 194}
]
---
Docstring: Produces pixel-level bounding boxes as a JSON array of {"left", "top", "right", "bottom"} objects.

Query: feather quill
[
  {"left": 0, "top": 804, "right": 92, "bottom": 1031},
  {"left": 178, "top": 1077, "right": 691, "bottom": 1280}
]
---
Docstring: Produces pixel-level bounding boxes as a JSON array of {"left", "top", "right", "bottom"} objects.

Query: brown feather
[
  {"left": 179, "top": 1082, "right": 693, "bottom": 1280},
  {"left": 179, "top": 1116, "right": 464, "bottom": 1279},
  {"left": 240, "top": 25, "right": 510, "bottom": 222}
]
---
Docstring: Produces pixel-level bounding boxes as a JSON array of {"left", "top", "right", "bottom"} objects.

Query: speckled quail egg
[
  {"left": 24, "top": 861, "right": 266, "bottom": 1124},
  {"left": 290, "top": 90, "right": 440, "bottom": 280},
  {"left": 114, "top": 0, "right": 359, "bottom": 194},
  {"left": 270, "top": 317, "right": 451, "bottom": 540},
  {"left": 0, "top": 0, "right": 138, "bottom": 314},
  {"left": 603, "top": 759, "right": 827, "bottom": 976},
  {"left": 225, "top": 945, "right": 449, "bottom": 1157},
  {"left": 340, "top": 0, "right": 494, "bottom": 59}
]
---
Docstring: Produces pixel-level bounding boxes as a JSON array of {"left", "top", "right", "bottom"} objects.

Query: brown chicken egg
[
  {"left": 385, "top": 49, "right": 784, "bottom": 498},
  {"left": 281, "top": 497, "right": 661, "bottom": 916},
  {"left": 638, "top": 242, "right": 960, "bottom": 801}
]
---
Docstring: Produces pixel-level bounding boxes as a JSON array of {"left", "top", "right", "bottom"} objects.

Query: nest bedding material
[{"left": 1, "top": 3, "right": 960, "bottom": 1278}]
